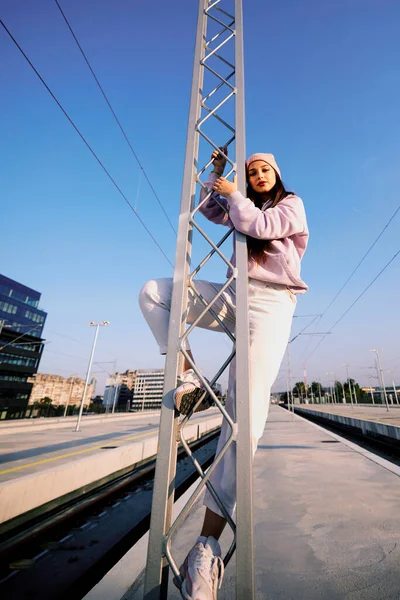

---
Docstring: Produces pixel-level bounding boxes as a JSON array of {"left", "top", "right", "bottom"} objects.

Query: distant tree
[
  {"left": 89, "top": 401, "right": 103, "bottom": 414},
  {"left": 343, "top": 379, "right": 367, "bottom": 402},
  {"left": 293, "top": 382, "right": 305, "bottom": 398},
  {"left": 310, "top": 381, "right": 322, "bottom": 396},
  {"left": 37, "top": 396, "right": 54, "bottom": 417},
  {"left": 38, "top": 396, "right": 52, "bottom": 406},
  {"left": 334, "top": 380, "right": 344, "bottom": 401}
]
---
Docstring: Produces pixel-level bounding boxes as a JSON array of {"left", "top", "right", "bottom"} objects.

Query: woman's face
[{"left": 247, "top": 160, "right": 277, "bottom": 193}]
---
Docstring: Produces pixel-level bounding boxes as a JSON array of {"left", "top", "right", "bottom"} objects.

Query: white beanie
[{"left": 246, "top": 153, "right": 281, "bottom": 178}]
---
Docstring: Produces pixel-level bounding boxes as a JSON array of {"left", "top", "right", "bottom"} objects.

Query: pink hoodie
[{"left": 199, "top": 173, "right": 309, "bottom": 294}]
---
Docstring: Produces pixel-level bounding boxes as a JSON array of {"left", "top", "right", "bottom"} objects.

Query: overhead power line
[
  {"left": 323, "top": 204, "right": 400, "bottom": 315},
  {"left": 299, "top": 200, "right": 400, "bottom": 365},
  {"left": 304, "top": 247, "right": 400, "bottom": 363},
  {"left": 54, "top": 0, "right": 177, "bottom": 236},
  {"left": 0, "top": 18, "right": 173, "bottom": 268}
]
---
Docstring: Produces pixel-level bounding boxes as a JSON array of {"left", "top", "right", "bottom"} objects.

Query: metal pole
[
  {"left": 351, "top": 379, "right": 358, "bottom": 404},
  {"left": 303, "top": 364, "right": 308, "bottom": 404},
  {"left": 376, "top": 350, "right": 389, "bottom": 410},
  {"left": 287, "top": 342, "right": 294, "bottom": 414},
  {"left": 393, "top": 380, "right": 399, "bottom": 405},
  {"left": 345, "top": 365, "right": 354, "bottom": 408},
  {"left": 144, "top": 2, "right": 252, "bottom": 596},
  {"left": 371, "top": 350, "right": 389, "bottom": 411},
  {"left": 111, "top": 377, "right": 119, "bottom": 413},
  {"left": 318, "top": 382, "right": 322, "bottom": 404},
  {"left": 64, "top": 376, "right": 74, "bottom": 417},
  {"left": 75, "top": 322, "right": 109, "bottom": 431},
  {"left": 144, "top": 3, "right": 207, "bottom": 596},
  {"left": 234, "top": 0, "right": 254, "bottom": 592}
]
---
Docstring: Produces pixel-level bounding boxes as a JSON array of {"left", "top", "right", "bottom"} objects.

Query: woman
[{"left": 139, "top": 149, "right": 308, "bottom": 599}]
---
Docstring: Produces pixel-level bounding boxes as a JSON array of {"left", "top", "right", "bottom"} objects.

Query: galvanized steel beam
[{"left": 144, "top": 1, "right": 253, "bottom": 597}]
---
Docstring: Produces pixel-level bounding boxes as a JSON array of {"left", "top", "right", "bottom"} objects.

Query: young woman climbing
[{"left": 139, "top": 147, "right": 309, "bottom": 599}]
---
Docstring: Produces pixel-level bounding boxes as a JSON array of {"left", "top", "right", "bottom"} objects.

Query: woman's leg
[
  {"left": 139, "top": 278, "right": 235, "bottom": 367},
  {"left": 203, "top": 283, "right": 296, "bottom": 527}
]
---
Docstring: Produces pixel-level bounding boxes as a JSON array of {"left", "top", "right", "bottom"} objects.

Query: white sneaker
[
  {"left": 175, "top": 536, "right": 224, "bottom": 600},
  {"left": 174, "top": 369, "right": 214, "bottom": 416}
]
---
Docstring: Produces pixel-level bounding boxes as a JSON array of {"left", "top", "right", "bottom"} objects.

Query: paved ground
[
  {"left": 0, "top": 410, "right": 220, "bottom": 482},
  {"left": 296, "top": 404, "right": 400, "bottom": 427},
  {"left": 125, "top": 406, "right": 400, "bottom": 600}
]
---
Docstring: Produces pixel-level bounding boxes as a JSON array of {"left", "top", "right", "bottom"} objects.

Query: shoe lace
[
  {"left": 213, "top": 555, "right": 225, "bottom": 589},
  {"left": 195, "top": 546, "right": 224, "bottom": 589}
]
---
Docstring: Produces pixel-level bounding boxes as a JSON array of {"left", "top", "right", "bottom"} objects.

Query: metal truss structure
[{"left": 144, "top": 1, "right": 254, "bottom": 597}]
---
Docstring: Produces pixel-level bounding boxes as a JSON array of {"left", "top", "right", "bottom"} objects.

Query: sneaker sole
[
  {"left": 174, "top": 386, "right": 214, "bottom": 416},
  {"left": 173, "top": 568, "right": 192, "bottom": 600}
]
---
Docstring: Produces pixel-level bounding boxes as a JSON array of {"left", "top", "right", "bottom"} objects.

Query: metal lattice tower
[{"left": 144, "top": 1, "right": 254, "bottom": 598}]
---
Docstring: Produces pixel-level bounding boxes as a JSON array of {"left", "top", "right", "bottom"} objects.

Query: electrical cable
[
  {"left": 304, "top": 247, "right": 400, "bottom": 364},
  {"left": 0, "top": 18, "right": 174, "bottom": 268},
  {"left": 0, "top": 324, "right": 43, "bottom": 351},
  {"left": 298, "top": 204, "right": 400, "bottom": 365},
  {"left": 322, "top": 204, "right": 400, "bottom": 315},
  {"left": 54, "top": 0, "right": 177, "bottom": 235}
]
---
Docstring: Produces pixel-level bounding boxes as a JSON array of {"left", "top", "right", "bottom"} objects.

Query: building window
[
  {"left": 0, "top": 353, "right": 37, "bottom": 367},
  {"left": 0, "top": 374, "right": 28, "bottom": 382},
  {"left": 0, "top": 301, "right": 18, "bottom": 314},
  {"left": 25, "top": 310, "right": 45, "bottom": 323}
]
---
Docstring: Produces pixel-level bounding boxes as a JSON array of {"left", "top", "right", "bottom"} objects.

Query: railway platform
[
  {"left": 0, "top": 410, "right": 222, "bottom": 529},
  {"left": 118, "top": 406, "right": 400, "bottom": 600}
]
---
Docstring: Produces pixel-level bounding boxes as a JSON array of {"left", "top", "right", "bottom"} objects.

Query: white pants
[{"left": 139, "top": 278, "right": 296, "bottom": 518}]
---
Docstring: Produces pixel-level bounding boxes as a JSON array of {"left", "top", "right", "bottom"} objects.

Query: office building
[
  {"left": 0, "top": 274, "right": 47, "bottom": 416},
  {"left": 103, "top": 369, "right": 137, "bottom": 411},
  {"left": 132, "top": 369, "right": 164, "bottom": 410}
]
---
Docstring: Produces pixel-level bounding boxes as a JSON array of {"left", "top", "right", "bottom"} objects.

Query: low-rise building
[{"left": 27, "top": 373, "right": 93, "bottom": 408}]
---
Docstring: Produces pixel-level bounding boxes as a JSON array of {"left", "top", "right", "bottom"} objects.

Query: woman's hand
[
  {"left": 212, "top": 175, "right": 237, "bottom": 198},
  {"left": 211, "top": 146, "right": 228, "bottom": 175}
]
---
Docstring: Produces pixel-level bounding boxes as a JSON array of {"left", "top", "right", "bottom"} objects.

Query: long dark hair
[{"left": 246, "top": 172, "right": 293, "bottom": 264}]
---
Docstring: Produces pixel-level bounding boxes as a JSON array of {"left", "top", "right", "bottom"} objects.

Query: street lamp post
[
  {"left": 326, "top": 372, "right": 334, "bottom": 404},
  {"left": 370, "top": 349, "right": 389, "bottom": 412},
  {"left": 386, "top": 371, "right": 399, "bottom": 406},
  {"left": 111, "top": 376, "right": 120, "bottom": 414},
  {"left": 332, "top": 374, "right": 337, "bottom": 404},
  {"left": 75, "top": 321, "right": 110, "bottom": 432},
  {"left": 392, "top": 380, "right": 399, "bottom": 405},
  {"left": 367, "top": 376, "right": 375, "bottom": 404},
  {"left": 64, "top": 375, "right": 76, "bottom": 418}
]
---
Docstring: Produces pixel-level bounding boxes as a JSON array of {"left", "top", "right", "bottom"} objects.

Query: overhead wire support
[
  {"left": 0, "top": 18, "right": 173, "bottom": 269},
  {"left": 54, "top": 0, "right": 177, "bottom": 236},
  {"left": 144, "top": 1, "right": 253, "bottom": 598}
]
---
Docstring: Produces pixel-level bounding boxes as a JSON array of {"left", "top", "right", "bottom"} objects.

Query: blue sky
[{"left": 1, "top": 0, "right": 400, "bottom": 394}]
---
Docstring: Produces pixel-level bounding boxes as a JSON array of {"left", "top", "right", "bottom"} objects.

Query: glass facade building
[
  {"left": 0, "top": 274, "right": 47, "bottom": 338},
  {"left": 0, "top": 274, "right": 47, "bottom": 417}
]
